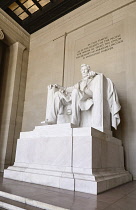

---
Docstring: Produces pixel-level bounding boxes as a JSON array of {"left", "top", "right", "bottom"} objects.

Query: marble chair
[{"left": 46, "top": 73, "right": 111, "bottom": 134}]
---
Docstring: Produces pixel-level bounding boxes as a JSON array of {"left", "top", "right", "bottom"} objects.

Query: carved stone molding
[
  {"left": 0, "top": 29, "right": 4, "bottom": 40},
  {"left": 0, "top": 9, "right": 29, "bottom": 43}
]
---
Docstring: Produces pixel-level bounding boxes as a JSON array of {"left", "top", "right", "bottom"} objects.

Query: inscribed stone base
[{"left": 4, "top": 124, "right": 132, "bottom": 195}]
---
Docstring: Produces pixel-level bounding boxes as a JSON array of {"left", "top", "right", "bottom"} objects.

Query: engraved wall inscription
[{"left": 76, "top": 34, "right": 123, "bottom": 59}]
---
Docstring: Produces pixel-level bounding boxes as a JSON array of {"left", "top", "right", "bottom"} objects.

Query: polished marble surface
[
  {"left": 4, "top": 125, "right": 132, "bottom": 194},
  {"left": 0, "top": 195, "right": 42, "bottom": 209},
  {"left": 0, "top": 177, "right": 135, "bottom": 210}
]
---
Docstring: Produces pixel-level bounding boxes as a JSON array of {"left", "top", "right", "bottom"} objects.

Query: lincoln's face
[{"left": 81, "top": 66, "right": 89, "bottom": 78}]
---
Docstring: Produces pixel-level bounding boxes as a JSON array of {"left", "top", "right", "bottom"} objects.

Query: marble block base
[{"left": 4, "top": 124, "right": 132, "bottom": 194}]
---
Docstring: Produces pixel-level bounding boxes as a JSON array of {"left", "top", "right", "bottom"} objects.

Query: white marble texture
[
  {"left": 45, "top": 66, "right": 120, "bottom": 132},
  {"left": 15, "top": 137, "right": 72, "bottom": 170},
  {"left": 20, "top": 123, "right": 73, "bottom": 138},
  {"left": 4, "top": 124, "right": 132, "bottom": 194}
]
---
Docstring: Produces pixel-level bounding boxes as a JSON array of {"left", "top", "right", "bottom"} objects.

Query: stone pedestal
[{"left": 4, "top": 124, "right": 132, "bottom": 194}]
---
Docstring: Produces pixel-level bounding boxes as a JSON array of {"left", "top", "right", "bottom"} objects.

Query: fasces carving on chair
[{"left": 45, "top": 64, "right": 121, "bottom": 130}]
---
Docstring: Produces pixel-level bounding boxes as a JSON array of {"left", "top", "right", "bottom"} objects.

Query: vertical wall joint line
[{"left": 62, "top": 32, "right": 67, "bottom": 86}]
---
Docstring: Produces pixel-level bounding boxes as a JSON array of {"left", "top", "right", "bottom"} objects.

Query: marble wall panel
[{"left": 22, "top": 37, "right": 64, "bottom": 131}]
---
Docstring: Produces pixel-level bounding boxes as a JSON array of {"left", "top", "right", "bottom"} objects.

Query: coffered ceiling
[{"left": 0, "top": 0, "right": 91, "bottom": 34}]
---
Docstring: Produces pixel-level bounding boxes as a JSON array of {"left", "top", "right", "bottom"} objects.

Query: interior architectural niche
[{"left": 0, "top": 29, "right": 4, "bottom": 40}]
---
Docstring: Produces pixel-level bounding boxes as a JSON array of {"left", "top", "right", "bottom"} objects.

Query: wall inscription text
[{"left": 76, "top": 34, "right": 123, "bottom": 59}]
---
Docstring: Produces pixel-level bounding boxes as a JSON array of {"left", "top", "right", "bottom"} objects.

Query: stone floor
[{"left": 0, "top": 177, "right": 136, "bottom": 210}]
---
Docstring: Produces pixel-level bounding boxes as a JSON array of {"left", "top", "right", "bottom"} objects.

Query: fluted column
[
  {"left": 0, "top": 29, "right": 4, "bottom": 69},
  {"left": 0, "top": 42, "right": 26, "bottom": 172}
]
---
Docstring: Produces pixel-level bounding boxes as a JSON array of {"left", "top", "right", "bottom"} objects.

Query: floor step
[
  {"left": 0, "top": 201, "right": 25, "bottom": 210},
  {"left": 0, "top": 191, "right": 69, "bottom": 210},
  {"left": 0, "top": 196, "right": 42, "bottom": 210}
]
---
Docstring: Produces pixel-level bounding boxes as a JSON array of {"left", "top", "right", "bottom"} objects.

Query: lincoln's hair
[{"left": 80, "top": 64, "right": 91, "bottom": 71}]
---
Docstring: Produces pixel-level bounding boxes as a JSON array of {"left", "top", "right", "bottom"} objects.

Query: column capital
[{"left": 0, "top": 29, "right": 4, "bottom": 40}]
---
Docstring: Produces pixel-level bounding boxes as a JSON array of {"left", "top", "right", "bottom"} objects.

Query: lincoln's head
[
  {"left": 80, "top": 64, "right": 90, "bottom": 78},
  {"left": 80, "top": 64, "right": 96, "bottom": 79}
]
